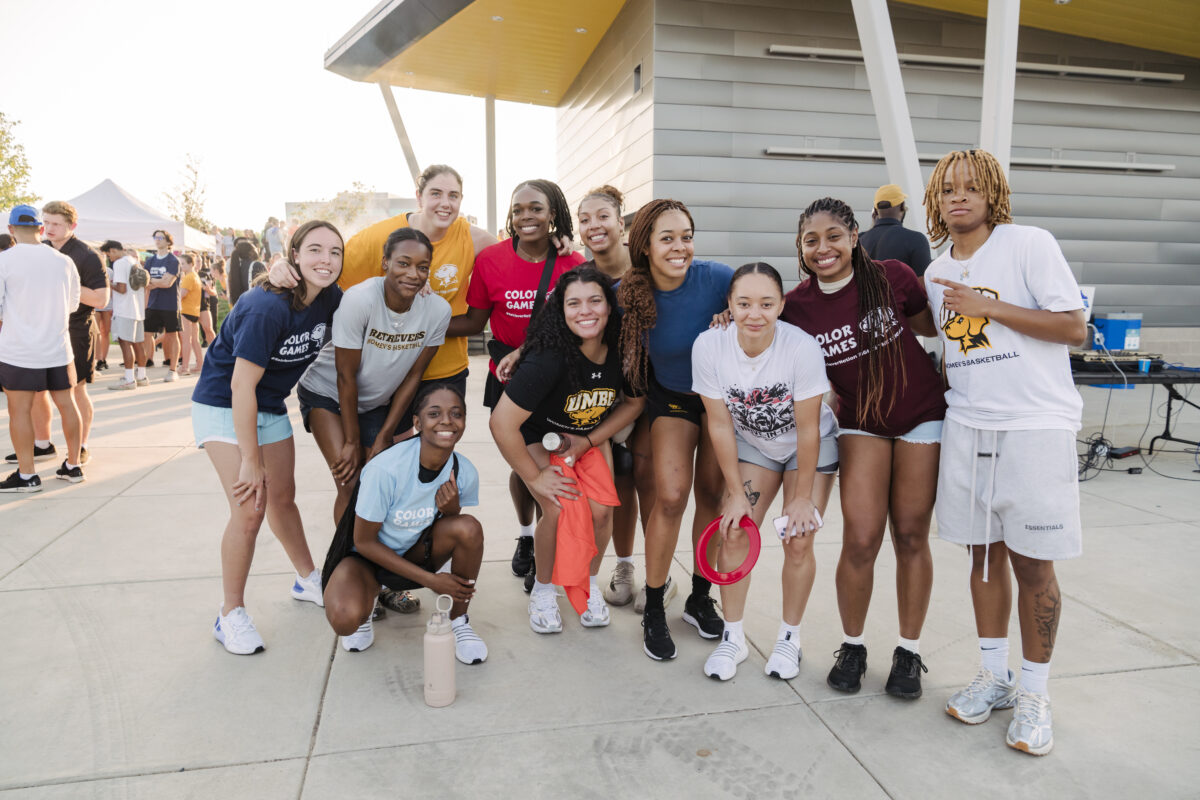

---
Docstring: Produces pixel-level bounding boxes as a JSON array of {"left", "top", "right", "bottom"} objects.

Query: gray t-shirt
[{"left": 300, "top": 277, "right": 450, "bottom": 413}]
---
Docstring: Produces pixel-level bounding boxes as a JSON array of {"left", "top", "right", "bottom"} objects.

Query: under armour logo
[{"left": 591, "top": 372, "right": 602, "bottom": 379}]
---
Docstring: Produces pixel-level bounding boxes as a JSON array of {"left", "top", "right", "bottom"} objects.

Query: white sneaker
[
  {"left": 213, "top": 606, "right": 265, "bottom": 655},
  {"left": 633, "top": 575, "right": 677, "bottom": 614},
  {"left": 603, "top": 561, "right": 635, "bottom": 606},
  {"left": 291, "top": 570, "right": 324, "bottom": 607},
  {"left": 765, "top": 631, "right": 803, "bottom": 680},
  {"left": 946, "top": 667, "right": 1017, "bottom": 725},
  {"left": 452, "top": 614, "right": 488, "bottom": 664},
  {"left": 580, "top": 591, "right": 611, "bottom": 627},
  {"left": 703, "top": 631, "right": 749, "bottom": 681},
  {"left": 528, "top": 589, "right": 563, "bottom": 634},
  {"left": 341, "top": 617, "right": 374, "bottom": 652},
  {"left": 1006, "top": 686, "right": 1054, "bottom": 755},
  {"left": 107, "top": 378, "right": 137, "bottom": 391},
  {"left": 163, "top": 370, "right": 179, "bottom": 383}
]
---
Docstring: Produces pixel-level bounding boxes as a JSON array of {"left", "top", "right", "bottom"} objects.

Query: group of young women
[{"left": 189, "top": 165, "right": 945, "bottom": 702}]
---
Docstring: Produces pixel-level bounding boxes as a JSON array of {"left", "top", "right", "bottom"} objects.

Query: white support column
[
  {"left": 851, "top": 0, "right": 927, "bottom": 243},
  {"left": 485, "top": 95, "right": 497, "bottom": 236},
  {"left": 377, "top": 81, "right": 421, "bottom": 185},
  {"left": 979, "top": 0, "right": 1021, "bottom": 173}
]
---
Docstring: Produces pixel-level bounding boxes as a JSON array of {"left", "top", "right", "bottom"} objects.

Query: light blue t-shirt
[
  {"left": 355, "top": 438, "right": 479, "bottom": 556},
  {"left": 647, "top": 259, "right": 733, "bottom": 393}
]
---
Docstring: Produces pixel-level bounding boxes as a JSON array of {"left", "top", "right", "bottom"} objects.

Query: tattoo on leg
[
  {"left": 1033, "top": 582, "right": 1061, "bottom": 654},
  {"left": 742, "top": 480, "right": 760, "bottom": 507}
]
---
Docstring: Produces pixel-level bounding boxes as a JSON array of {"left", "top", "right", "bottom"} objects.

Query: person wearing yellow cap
[{"left": 860, "top": 184, "right": 932, "bottom": 277}]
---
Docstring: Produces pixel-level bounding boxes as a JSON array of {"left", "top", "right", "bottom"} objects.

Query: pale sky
[{"left": 0, "top": 0, "right": 555, "bottom": 231}]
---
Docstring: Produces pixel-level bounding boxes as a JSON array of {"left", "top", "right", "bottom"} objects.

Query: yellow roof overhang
[{"left": 904, "top": 0, "right": 1200, "bottom": 61}]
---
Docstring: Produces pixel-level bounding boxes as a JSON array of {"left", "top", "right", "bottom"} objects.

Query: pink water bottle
[{"left": 423, "top": 594, "right": 455, "bottom": 707}]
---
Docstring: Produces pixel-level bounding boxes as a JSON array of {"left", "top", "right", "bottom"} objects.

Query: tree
[
  {"left": 164, "top": 154, "right": 212, "bottom": 231},
  {"left": 290, "top": 182, "right": 379, "bottom": 236},
  {"left": 0, "top": 112, "right": 39, "bottom": 208}
]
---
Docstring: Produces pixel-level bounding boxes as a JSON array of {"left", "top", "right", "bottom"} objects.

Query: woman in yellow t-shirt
[{"left": 179, "top": 254, "right": 205, "bottom": 376}]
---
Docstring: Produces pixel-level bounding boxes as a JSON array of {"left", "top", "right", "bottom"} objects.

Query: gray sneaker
[
  {"left": 946, "top": 667, "right": 1017, "bottom": 724},
  {"left": 633, "top": 575, "right": 677, "bottom": 614},
  {"left": 603, "top": 561, "right": 636, "bottom": 606},
  {"left": 1006, "top": 687, "right": 1054, "bottom": 756}
]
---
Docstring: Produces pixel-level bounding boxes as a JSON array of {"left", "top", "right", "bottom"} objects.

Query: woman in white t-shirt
[
  {"left": 691, "top": 262, "right": 839, "bottom": 682},
  {"left": 296, "top": 227, "right": 450, "bottom": 524}
]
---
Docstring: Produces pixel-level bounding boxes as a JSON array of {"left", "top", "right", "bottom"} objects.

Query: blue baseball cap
[{"left": 8, "top": 205, "right": 42, "bottom": 227}]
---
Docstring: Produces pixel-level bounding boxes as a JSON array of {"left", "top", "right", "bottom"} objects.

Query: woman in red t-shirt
[
  {"left": 780, "top": 197, "right": 945, "bottom": 701},
  {"left": 456, "top": 179, "right": 585, "bottom": 583}
]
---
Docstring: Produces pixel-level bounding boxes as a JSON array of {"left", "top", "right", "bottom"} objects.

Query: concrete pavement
[{"left": 1, "top": 356, "right": 1198, "bottom": 798}]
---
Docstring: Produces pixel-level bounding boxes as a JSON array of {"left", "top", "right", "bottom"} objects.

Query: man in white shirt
[
  {"left": 0, "top": 205, "right": 85, "bottom": 491},
  {"left": 101, "top": 241, "right": 148, "bottom": 390}
]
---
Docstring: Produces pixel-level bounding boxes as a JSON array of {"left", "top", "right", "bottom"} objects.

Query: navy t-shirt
[
  {"left": 145, "top": 253, "right": 180, "bottom": 311},
  {"left": 192, "top": 285, "right": 343, "bottom": 415},
  {"left": 647, "top": 259, "right": 733, "bottom": 393}
]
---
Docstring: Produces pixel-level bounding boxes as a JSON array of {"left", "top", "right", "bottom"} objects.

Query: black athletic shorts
[
  {"left": 0, "top": 360, "right": 76, "bottom": 392},
  {"left": 348, "top": 524, "right": 437, "bottom": 590},
  {"left": 69, "top": 326, "right": 96, "bottom": 384},
  {"left": 182, "top": 312, "right": 200, "bottom": 324},
  {"left": 144, "top": 308, "right": 182, "bottom": 334},
  {"left": 646, "top": 375, "right": 704, "bottom": 426}
]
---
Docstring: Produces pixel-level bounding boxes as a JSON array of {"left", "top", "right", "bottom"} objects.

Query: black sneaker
[
  {"left": 0, "top": 470, "right": 42, "bottom": 493},
  {"left": 511, "top": 536, "right": 534, "bottom": 577},
  {"left": 885, "top": 646, "right": 928, "bottom": 699},
  {"left": 5, "top": 443, "right": 57, "bottom": 464},
  {"left": 379, "top": 589, "right": 420, "bottom": 614},
  {"left": 146, "top": 358, "right": 155, "bottom": 367},
  {"left": 55, "top": 460, "right": 85, "bottom": 484},
  {"left": 642, "top": 606, "right": 677, "bottom": 661},
  {"left": 828, "top": 643, "right": 868, "bottom": 693},
  {"left": 523, "top": 558, "right": 536, "bottom": 594},
  {"left": 682, "top": 593, "right": 724, "bottom": 640}
]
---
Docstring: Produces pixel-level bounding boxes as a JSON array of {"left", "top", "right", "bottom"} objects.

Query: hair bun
[{"left": 584, "top": 185, "right": 624, "bottom": 211}]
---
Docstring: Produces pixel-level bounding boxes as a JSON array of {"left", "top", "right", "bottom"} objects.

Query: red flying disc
[{"left": 695, "top": 516, "right": 761, "bottom": 585}]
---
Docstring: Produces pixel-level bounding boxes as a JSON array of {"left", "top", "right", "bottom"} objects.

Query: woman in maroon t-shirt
[{"left": 780, "top": 197, "right": 945, "bottom": 700}]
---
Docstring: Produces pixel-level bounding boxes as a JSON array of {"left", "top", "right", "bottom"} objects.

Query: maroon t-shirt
[{"left": 781, "top": 259, "right": 946, "bottom": 437}]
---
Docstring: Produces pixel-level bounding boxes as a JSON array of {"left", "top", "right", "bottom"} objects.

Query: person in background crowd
[
  {"left": 265, "top": 217, "right": 285, "bottom": 261},
  {"left": 95, "top": 252, "right": 114, "bottom": 372},
  {"left": 859, "top": 185, "right": 933, "bottom": 277},
  {"left": 101, "top": 241, "right": 148, "bottom": 391},
  {"left": 228, "top": 239, "right": 266, "bottom": 306},
  {"left": 178, "top": 253, "right": 205, "bottom": 376},
  {"left": 0, "top": 205, "right": 84, "bottom": 491},
  {"left": 197, "top": 258, "right": 220, "bottom": 347},
  {"left": 142, "top": 229, "right": 182, "bottom": 382},
  {"left": 0, "top": 234, "right": 13, "bottom": 251}
]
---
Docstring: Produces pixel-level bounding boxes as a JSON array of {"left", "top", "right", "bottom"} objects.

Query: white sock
[
  {"left": 66, "top": 462, "right": 80, "bottom": 470},
  {"left": 136, "top": 366, "right": 147, "bottom": 380},
  {"left": 304, "top": 568, "right": 320, "bottom": 582},
  {"left": 519, "top": 523, "right": 535, "bottom": 539},
  {"left": 1020, "top": 658, "right": 1051, "bottom": 696},
  {"left": 778, "top": 621, "right": 801, "bottom": 643},
  {"left": 589, "top": 574, "right": 599, "bottom": 590},
  {"left": 898, "top": 636, "right": 920, "bottom": 655},
  {"left": 35, "top": 440, "right": 51, "bottom": 449},
  {"left": 616, "top": 555, "right": 634, "bottom": 565},
  {"left": 533, "top": 579, "right": 554, "bottom": 595},
  {"left": 980, "top": 637, "right": 1009, "bottom": 677},
  {"left": 437, "top": 559, "right": 452, "bottom": 574},
  {"left": 724, "top": 619, "right": 745, "bottom": 644},
  {"left": 124, "top": 368, "right": 135, "bottom": 382},
  {"left": 843, "top": 633, "right": 865, "bottom": 647},
  {"left": 19, "top": 472, "right": 35, "bottom": 480}
]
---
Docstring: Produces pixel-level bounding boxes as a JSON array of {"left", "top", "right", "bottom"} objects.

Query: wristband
[{"left": 584, "top": 432, "right": 594, "bottom": 447}]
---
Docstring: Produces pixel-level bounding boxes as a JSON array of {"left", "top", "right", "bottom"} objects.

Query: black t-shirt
[
  {"left": 504, "top": 345, "right": 636, "bottom": 445},
  {"left": 859, "top": 218, "right": 932, "bottom": 277},
  {"left": 50, "top": 237, "right": 108, "bottom": 334}
]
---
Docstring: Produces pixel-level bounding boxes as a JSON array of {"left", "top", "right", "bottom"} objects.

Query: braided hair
[
  {"left": 616, "top": 199, "right": 695, "bottom": 393},
  {"left": 505, "top": 179, "right": 574, "bottom": 244},
  {"left": 923, "top": 149, "right": 1013, "bottom": 247},
  {"left": 517, "top": 266, "right": 620, "bottom": 388},
  {"left": 797, "top": 197, "right": 906, "bottom": 428}
]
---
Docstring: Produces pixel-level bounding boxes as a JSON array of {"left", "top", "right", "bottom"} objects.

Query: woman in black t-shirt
[{"left": 489, "top": 267, "right": 645, "bottom": 635}]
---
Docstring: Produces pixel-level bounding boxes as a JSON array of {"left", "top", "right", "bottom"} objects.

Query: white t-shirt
[
  {"left": 692, "top": 320, "right": 835, "bottom": 463},
  {"left": 925, "top": 224, "right": 1084, "bottom": 432},
  {"left": 0, "top": 243, "right": 81, "bottom": 368},
  {"left": 300, "top": 277, "right": 450, "bottom": 413},
  {"left": 111, "top": 255, "right": 145, "bottom": 321}
]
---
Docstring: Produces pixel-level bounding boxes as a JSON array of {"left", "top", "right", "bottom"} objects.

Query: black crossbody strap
[{"left": 531, "top": 248, "right": 557, "bottom": 320}]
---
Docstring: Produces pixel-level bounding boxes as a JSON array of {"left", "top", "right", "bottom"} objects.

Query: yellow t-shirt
[
  {"left": 180, "top": 271, "right": 203, "bottom": 316},
  {"left": 340, "top": 213, "right": 476, "bottom": 380}
]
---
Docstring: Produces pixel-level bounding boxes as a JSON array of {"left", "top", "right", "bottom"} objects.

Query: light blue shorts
[
  {"left": 840, "top": 418, "right": 943, "bottom": 444},
  {"left": 735, "top": 430, "right": 840, "bottom": 474},
  {"left": 191, "top": 401, "right": 293, "bottom": 448}
]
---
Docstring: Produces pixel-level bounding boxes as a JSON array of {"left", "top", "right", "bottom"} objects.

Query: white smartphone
[{"left": 774, "top": 509, "right": 824, "bottom": 540}]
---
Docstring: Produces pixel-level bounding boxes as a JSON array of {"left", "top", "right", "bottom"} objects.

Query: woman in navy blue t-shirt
[
  {"left": 617, "top": 199, "right": 733, "bottom": 662},
  {"left": 191, "top": 220, "right": 345, "bottom": 655}
]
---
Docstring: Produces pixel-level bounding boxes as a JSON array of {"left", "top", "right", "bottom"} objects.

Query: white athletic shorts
[
  {"left": 935, "top": 417, "right": 1082, "bottom": 561},
  {"left": 112, "top": 316, "right": 145, "bottom": 344}
]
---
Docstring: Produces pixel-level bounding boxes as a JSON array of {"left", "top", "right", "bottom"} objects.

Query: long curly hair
[
  {"left": 616, "top": 199, "right": 695, "bottom": 392},
  {"left": 505, "top": 179, "right": 574, "bottom": 244},
  {"left": 516, "top": 266, "right": 620, "bottom": 388},
  {"left": 923, "top": 149, "right": 1013, "bottom": 247},
  {"left": 797, "top": 197, "right": 906, "bottom": 428}
]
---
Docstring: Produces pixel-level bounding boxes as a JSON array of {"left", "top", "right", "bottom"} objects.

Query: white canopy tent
[{"left": 67, "top": 179, "right": 215, "bottom": 252}]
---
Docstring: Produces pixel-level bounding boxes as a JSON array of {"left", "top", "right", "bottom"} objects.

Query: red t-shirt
[
  {"left": 780, "top": 259, "right": 945, "bottom": 437},
  {"left": 466, "top": 240, "right": 586, "bottom": 372}
]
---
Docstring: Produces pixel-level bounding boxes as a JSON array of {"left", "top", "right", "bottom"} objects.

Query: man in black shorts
[{"left": 142, "top": 229, "right": 182, "bottom": 381}]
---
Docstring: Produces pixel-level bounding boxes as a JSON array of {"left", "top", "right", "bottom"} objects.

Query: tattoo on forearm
[
  {"left": 743, "top": 480, "right": 760, "bottom": 507},
  {"left": 1034, "top": 582, "right": 1061, "bottom": 653}
]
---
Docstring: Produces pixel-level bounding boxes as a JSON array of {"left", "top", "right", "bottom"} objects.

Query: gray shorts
[
  {"left": 735, "top": 429, "right": 839, "bottom": 474},
  {"left": 112, "top": 316, "right": 145, "bottom": 344},
  {"left": 935, "top": 417, "right": 1082, "bottom": 561}
]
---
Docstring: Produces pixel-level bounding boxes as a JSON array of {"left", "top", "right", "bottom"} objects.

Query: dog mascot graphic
[{"left": 940, "top": 287, "right": 999, "bottom": 355}]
